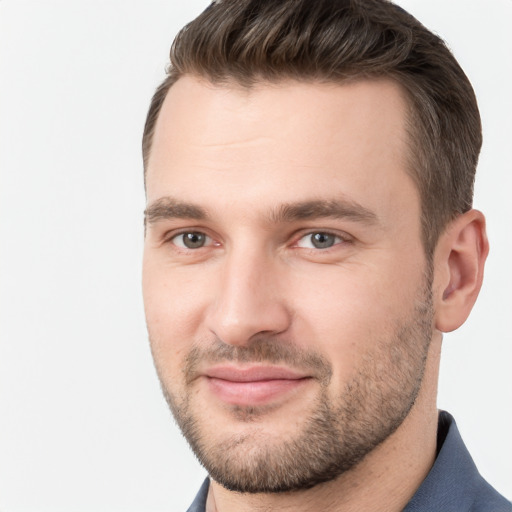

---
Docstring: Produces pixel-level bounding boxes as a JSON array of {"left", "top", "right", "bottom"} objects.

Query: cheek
[
  {"left": 290, "top": 261, "right": 401, "bottom": 327},
  {"left": 290, "top": 277, "right": 380, "bottom": 375},
  {"left": 288, "top": 259, "right": 423, "bottom": 379},
  {"left": 142, "top": 258, "right": 211, "bottom": 370}
]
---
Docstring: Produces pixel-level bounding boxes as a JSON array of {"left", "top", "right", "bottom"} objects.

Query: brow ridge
[
  {"left": 145, "top": 197, "right": 207, "bottom": 224},
  {"left": 270, "top": 199, "right": 378, "bottom": 224},
  {"left": 144, "top": 196, "right": 378, "bottom": 226}
]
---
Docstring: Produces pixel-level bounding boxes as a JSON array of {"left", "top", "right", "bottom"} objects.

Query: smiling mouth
[{"left": 203, "top": 365, "right": 312, "bottom": 406}]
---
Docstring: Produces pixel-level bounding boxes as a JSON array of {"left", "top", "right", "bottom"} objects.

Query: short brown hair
[{"left": 142, "top": 0, "right": 482, "bottom": 254}]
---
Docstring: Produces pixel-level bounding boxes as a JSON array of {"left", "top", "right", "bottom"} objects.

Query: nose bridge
[{"left": 206, "top": 242, "right": 290, "bottom": 346}]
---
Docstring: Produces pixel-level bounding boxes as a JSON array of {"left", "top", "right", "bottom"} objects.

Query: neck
[{"left": 207, "top": 335, "right": 442, "bottom": 512}]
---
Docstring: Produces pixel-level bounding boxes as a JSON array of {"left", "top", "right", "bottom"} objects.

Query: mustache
[{"left": 183, "top": 336, "right": 333, "bottom": 385}]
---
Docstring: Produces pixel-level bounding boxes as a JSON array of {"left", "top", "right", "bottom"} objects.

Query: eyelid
[
  {"left": 173, "top": 232, "right": 212, "bottom": 249},
  {"left": 159, "top": 226, "right": 352, "bottom": 251},
  {"left": 293, "top": 229, "right": 353, "bottom": 249},
  {"left": 163, "top": 228, "right": 219, "bottom": 249}
]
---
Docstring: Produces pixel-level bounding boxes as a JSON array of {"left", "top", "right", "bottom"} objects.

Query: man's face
[{"left": 143, "top": 77, "right": 434, "bottom": 492}]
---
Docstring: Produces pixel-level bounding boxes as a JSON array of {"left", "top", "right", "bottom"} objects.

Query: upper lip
[{"left": 204, "top": 365, "right": 309, "bottom": 382}]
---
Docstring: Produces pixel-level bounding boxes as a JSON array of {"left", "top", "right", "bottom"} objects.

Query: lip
[{"left": 203, "top": 365, "right": 311, "bottom": 406}]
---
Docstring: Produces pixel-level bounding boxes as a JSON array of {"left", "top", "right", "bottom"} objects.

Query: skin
[{"left": 142, "top": 76, "right": 488, "bottom": 511}]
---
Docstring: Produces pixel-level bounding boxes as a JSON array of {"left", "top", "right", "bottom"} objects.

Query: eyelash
[
  {"left": 294, "top": 230, "right": 350, "bottom": 251},
  {"left": 164, "top": 229, "right": 352, "bottom": 253},
  {"left": 166, "top": 230, "right": 216, "bottom": 250}
]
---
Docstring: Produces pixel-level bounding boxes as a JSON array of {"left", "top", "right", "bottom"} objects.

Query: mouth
[{"left": 203, "top": 365, "right": 312, "bottom": 407}]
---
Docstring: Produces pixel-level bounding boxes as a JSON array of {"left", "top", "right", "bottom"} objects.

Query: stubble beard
[{"left": 155, "top": 278, "right": 434, "bottom": 494}]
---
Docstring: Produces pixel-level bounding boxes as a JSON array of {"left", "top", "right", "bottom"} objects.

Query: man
[{"left": 141, "top": 0, "right": 511, "bottom": 510}]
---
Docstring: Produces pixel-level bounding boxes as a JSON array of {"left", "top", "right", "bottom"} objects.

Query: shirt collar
[{"left": 187, "top": 411, "right": 509, "bottom": 512}]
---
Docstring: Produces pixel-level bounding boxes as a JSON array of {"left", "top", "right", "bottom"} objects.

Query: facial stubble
[{"left": 154, "top": 278, "right": 434, "bottom": 494}]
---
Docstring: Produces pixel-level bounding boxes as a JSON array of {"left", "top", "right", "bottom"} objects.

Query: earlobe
[{"left": 433, "top": 210, "right": 489, "bottom": 333}]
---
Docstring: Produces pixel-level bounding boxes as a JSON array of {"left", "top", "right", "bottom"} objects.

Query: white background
[{"left": 0, "top": 1, "right": 510, "bottom": 510}]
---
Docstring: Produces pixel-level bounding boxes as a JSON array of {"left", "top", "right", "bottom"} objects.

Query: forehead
[{"left": 146, "top": 76, "right": 417, "bottom": 223}]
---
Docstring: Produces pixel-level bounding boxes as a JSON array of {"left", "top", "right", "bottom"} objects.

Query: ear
[{"left": 433, "top": 209, "right": 489, "bottom": 333}]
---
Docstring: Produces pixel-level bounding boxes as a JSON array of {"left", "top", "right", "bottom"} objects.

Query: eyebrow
[
  {"left": 144, "top": 196, "right": 378, "bottom": 226},
  {"left": 145, "top": 197, "right": 208, "bottom": 224},
  {"left": 269, "top": 199, "right": 378, "bottom": 224}
]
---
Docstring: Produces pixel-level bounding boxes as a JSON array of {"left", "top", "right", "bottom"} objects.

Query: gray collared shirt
[{"left": 186, "top": 411, "right": 511, "bottom": 511}]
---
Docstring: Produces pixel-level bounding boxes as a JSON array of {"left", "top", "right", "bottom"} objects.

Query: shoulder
[
  {"left": 404, "top": 411, "right": 511, "bottom": 512},
  {"left": 469, "top": 478, "right": 512, "bottom": 512}
]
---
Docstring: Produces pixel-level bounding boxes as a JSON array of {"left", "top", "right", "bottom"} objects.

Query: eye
[
  {"left": 171, "top": 232, "right": 212, "bottom": 249},
  {"left": 296, "top": 232, "right": 343, "bottom": 249}
]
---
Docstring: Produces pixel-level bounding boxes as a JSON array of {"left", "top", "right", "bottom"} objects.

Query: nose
[{"left": 205, "top": 248, "right": 292, "bottom": 347}]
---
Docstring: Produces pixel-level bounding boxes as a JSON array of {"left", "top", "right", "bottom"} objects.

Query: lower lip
[{"left": 206, "top": 377, "right": 310, "bottom": 406}]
